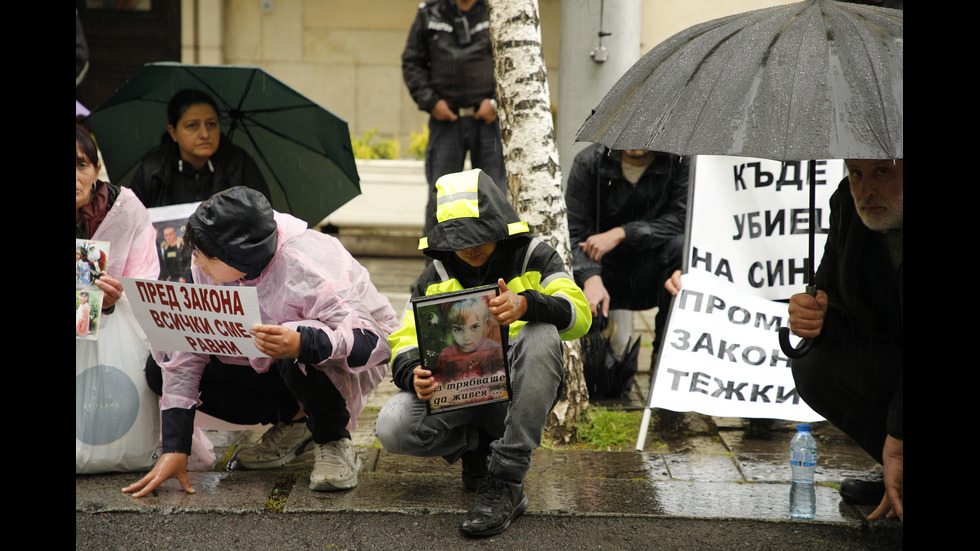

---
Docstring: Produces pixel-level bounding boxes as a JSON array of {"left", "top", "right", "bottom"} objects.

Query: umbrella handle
[{"left": 778, "top": 285, "right": 817, "bottom": 360}]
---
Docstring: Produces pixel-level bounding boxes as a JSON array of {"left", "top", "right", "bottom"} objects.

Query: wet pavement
[{"left": 76, "top": 255, "right": 902, "bottom": 549}]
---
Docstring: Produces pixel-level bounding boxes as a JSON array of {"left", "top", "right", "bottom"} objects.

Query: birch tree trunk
[{"left": 488, "top": 0, "right": 587, "bottom": 443}]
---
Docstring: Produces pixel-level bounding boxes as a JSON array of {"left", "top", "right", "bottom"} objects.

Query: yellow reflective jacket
[{"left": 389, "top": 169, "right": 591, "bottom": 391}]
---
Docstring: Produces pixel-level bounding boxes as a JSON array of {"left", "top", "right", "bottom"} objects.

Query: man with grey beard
[{"left": 788, "top": 159, "right": 903, "bottom": 523}]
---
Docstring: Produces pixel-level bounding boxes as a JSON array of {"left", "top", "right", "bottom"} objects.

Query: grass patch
[
  {"left": 572, "top": 406, "right": 643, "bottom": 451},
  {"left": 213, "top": 442, "right": 238, "bottom": 472},
  {"left": 265, "top": 473, "right": 299, "bottom": 513}
]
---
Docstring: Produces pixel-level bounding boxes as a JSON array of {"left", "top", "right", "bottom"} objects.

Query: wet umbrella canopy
[
  {"left": 576, "top": 0, "right": 902, "bottom": 358},
  {"left": 576, "top": 0, "right": 903, "bottom": 162},
  {"left": 88, "top": 63, "right": 360, "bottom": 227}
]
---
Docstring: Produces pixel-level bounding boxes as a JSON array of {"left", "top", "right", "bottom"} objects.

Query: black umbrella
[
  {"left": 576, "top": 0, "right": 902, "bottom": 357},
  {"left": 88, "top": 63, "right": 360, "bottom": 227}
]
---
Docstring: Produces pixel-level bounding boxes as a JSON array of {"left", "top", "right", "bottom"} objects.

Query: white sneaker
[
  {"left": 236, "top": 421, "right": 313, "bottom": 470},
  {"left": 309, "top": 438, "right": 361, "bottom": 491}
]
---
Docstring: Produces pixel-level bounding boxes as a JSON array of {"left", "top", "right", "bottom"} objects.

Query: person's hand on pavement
[
  {"left": 251, "top": 324, "right": 301, "bottom": 359},
  {"left": 413, "top": 365, "right": 439, "bottom": 401},
  {"left": 788, "top": 290, "right": 828, "bottom": 339},
  {"left": 431, "top": 99, "right": 458, "bottom": 122},
  {"left": 665, "top": 269, "right": 682, "bottom": 297},
  {"left": 94, "top": 273, "right": 124, "bottom": 310},
  {"left": 488, "top": 279, "right": 526, "bottom": 326},
  {"left": 583, "top": 275, "right": 610, "bottom": 318},
  {"left": 869, "top": 435, "right": 903, "bottom": 522},
  {"left": 122, "top": 452, "right": 194, "bottom": 498},
  {"left": 578, "top": 227, "right": 625, "bottom": 263}
]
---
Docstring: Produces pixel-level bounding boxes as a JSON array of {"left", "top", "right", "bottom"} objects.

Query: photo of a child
[
  {"left": 412, "top": 285, "right": 511, "bottom": 413},
  {"left": 75, "top": 287, "right": 103, "bottom": 340},
  {"left": 76, "top": 239, "right": 108, "bottom": 341},
  {"left": 76, "top": 290, "right": 91, "bottom": 336},
  {"left": 436, "top": 297, "right": 505, "bottom": 384}
]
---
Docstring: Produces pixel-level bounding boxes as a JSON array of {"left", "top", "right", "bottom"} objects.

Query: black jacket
[
  {"left": 814, "top": 177, "right": 903, "bottom": 438},
  {"left": 401, "top": 0, "right": 495, "bottom": 113},
  {"left": 128, "top": 136, "right": 271, "bottom": 209},
  {"left": 565, "top": 144, "right": 688, "bottom": 297}
]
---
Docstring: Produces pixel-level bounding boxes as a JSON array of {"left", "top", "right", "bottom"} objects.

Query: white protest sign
[
  {"left": 687, "top": 157, "right": 844, "bottom": 301},
  {"left": 651, "top": 272, "right": 822, "bottom": 422},
  {"left": 121, "top": 278, "right": 265, "bottom": 358}
]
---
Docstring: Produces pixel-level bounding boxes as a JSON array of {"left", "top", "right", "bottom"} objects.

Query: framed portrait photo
[{"left": 412, "top": 285, "right": 511, "bottom": 413}]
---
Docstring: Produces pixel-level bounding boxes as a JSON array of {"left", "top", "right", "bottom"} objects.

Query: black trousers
[
  {"left": 790, "top": 336, "right": 902, "bottom": 464},
  {"left": 602, "top": 233, "right": 683, "bottom": 352},
  {"left": 145, "top": 356, "right": 351, "bottom": 444}
]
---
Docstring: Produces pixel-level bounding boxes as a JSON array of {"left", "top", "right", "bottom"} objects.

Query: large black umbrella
[
  {"left": 576, "top": 0, "right": 903, "bottom": 160},
  {"left": 576, "top": 0, "right": 902, "bottom": 356},
  {"left": 88, "top": 63, "right": 360, "bottom": 227}
]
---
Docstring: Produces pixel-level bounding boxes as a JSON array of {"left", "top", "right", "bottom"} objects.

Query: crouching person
[
  {"left": 124, "top": 187, "right": 398, "bottom": 497},
  {"left": 376, "top": 170, "right": 591, "bottom": 537}
]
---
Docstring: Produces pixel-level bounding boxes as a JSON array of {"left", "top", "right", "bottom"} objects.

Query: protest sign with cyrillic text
[{"left": 121, "top": 278, "right": 264, "bottom": 357}]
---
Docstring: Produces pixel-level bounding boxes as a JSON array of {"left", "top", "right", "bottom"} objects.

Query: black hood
[
  {"left": 187, "top": 186, "right": 277, "bottom": 280},
  {"left": 420, "top": 169, "right": 529, "bottom": 263}
]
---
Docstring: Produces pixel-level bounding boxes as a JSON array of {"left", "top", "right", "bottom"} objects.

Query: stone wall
[{"left": 181, "top": 0, "right": 778, "bottom": 157}]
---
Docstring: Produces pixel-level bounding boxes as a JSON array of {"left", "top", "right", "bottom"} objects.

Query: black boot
[
  {"left": 839, "top": 466, "right": 885, "bottom": 505},
  {"left": 459, "top": 475, "right": 529, "bottom": 537},
  {"left": 460, "top": 431, "right": 492, "bottom": 491}
]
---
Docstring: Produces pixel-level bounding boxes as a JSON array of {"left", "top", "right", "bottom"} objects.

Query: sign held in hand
[{"left": 121, "top": 278, "right": 264, "bottom": 357}]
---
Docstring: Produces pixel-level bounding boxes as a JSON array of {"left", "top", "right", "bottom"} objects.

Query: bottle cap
[{"left": 796, "top": 423, "right": 811, "bottom": 432}]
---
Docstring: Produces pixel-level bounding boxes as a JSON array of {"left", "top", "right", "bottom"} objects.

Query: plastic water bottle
[{"left": 789, "top": 423, "right": 817, "bottom": 519}]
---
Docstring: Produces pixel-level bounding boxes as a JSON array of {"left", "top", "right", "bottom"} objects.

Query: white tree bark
[{"left": 488, "top": 0, "right": 587, "bottom": 443}]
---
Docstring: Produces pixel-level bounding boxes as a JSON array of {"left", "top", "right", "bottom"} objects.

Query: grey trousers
[{"left": 376, "top": 323, "right": 563, "bottom": 482}]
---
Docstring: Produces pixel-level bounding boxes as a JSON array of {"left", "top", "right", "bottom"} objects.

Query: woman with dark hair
[
  {"left": 76, "top": 122, "right": 161, "bottom": 473},
  {"left": 76, "top": 123, "right": 160, "bottom": 303},
  {"left": 128, "top": 89, "right": 271, "bottom": 208}
]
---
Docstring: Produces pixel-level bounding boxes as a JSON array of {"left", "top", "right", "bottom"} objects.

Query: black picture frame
[{"left": 412, "top": 285, "right": 512, "bottom": 413}]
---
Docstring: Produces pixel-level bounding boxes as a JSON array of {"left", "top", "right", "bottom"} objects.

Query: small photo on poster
[
  {"left": 76, "top": 239, "right": 110, "bottom": 287},
  {"left": 76, "top": 286, "right": 104, "bottom": 340},
  {"left": 412, "top": 285, "right": 511, "bottom": 413},
  {"left": 76, "top": 239, "right": 110, "bottom": 341},
  {"left": 149, "top": 202, "right": 200, "bottom": 283}
]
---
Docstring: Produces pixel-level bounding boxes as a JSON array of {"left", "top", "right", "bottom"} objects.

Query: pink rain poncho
[
  {"left": 77, "top": 185, "right": 161, "bottom": 473},
  {"left": 91, "top": 187, "right": 160, "bottom": 280},
  {"left": 158, "top": 211, "right": 399, "bottom": 430}
]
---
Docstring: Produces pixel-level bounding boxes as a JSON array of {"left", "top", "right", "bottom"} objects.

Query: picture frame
[{"left": 412, "top": 285, "right": 512, "bottom": 413}]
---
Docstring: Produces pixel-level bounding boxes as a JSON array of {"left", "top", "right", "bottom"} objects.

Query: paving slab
[
  {"left": 647, "top": 480, "right": 858, "bottom": 522},
  {"left": 76, "top": 471, "right": 279, "bottom": 514},
  {"left": 286, "top": 472, "right": 471, "bottom": 514}
]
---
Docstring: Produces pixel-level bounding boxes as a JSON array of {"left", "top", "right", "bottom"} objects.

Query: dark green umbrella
[{"left": 88, "top": 62, "right": 360, "bottom": 227}]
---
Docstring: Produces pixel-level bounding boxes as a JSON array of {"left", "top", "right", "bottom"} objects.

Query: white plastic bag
[{"left": 76, "top": 294, "right": 160, "bottom": 473}]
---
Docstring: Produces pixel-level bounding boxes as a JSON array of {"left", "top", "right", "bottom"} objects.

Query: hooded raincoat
[
  {"left": 388, "top": 170, "right": 591, "bottom": 391},
  {"left": 80, "top": 184, "right": 160, "bottom": 280},
  {"left": 76, "top": 184, "right": 160, "bottom": 473},
  {"left": 157, "top": 188, "right": 398, "bottom": 444}
]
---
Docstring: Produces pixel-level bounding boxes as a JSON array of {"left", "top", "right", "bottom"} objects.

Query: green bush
[
  {"left": 407, "top": 125, "right": 428, "bottom": 160},
  {"left": 351, "top": 129, "right": 400, "bottom": 160}
]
